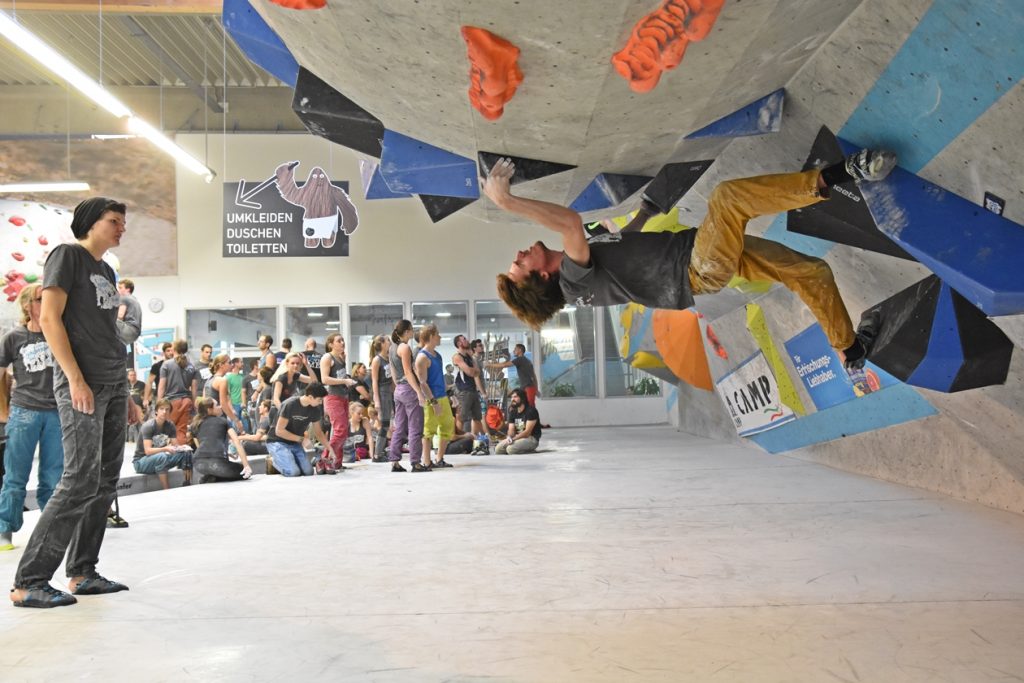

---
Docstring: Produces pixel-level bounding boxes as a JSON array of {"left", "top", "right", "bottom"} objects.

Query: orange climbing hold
[
  {"left": 461, "top": 26, "right": 523, "bottom": 121},
  {"left": 612, "top": 0, "right": 726, "bottom": 93},
  {"left": 652, "top": 309, "right": 713, "bottom": 391},
  {"left": 267, "top": 0, "right": 325, "bottom": 10}
]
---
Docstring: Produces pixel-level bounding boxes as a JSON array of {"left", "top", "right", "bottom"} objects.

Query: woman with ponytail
[
  {"left": 191, "top": 397, "right": 252, "bottom": 483},
  {"left": 388, "top": 320, "right": 425, "bottom": 473},
  {"left": 319, "top": 334, "right": 358, "bottom": 473}
]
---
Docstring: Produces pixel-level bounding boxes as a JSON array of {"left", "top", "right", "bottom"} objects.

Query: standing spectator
[
  {"left": 157, "top": 339, "right": 197, "bottom": 442},
  {"left": 226, "top": 358, "right": 249, "bottom": 433},
  {"left": 132, "top": 399, "right": 191, "bottom": 489},
  {"left": 415, "top": 324, "right": 453, "bottom": 470},
  {"left": 320, "top": 334, "right": 357, "bottom": 475},
  {"left": 486, "top": 343, "right": 538, "bottom": 406},
  {"left": 205, "top": 354, "right": 244, "bottom": 433},
  {"left": 274, "top": 338, "right": 292, "bottom": 365},
  {"left": 303, "top": 338, "right": 323, "bottom": 383},
  {"left": 443, "top": 364, "right": 455, "bottom": 393},
  {"left": 272, "top": 352, "right": 314, "bottom": 408},
  {"left": 495, "top": 389, "right": 542, "bottom": 454},
  {"left": 115, "top": 278, "right": 141, "bottom": 345},
  {"left": 11, "top": 197, "right": 131, "bottom": 608},
  {"left": 191, "top": 397, "right": 252, "bottom": 483},
  {"left": 143, "top": 342, "right": 174, "bottom": 415},
  {"left": 388, "top": 320, "right": 425, "bottom": 473},
  {"left": 0, "top": 284, "right": 62, "bottom": 552},
  {"left": 369, "top": 335, "right": 394, "bottom": 462},
  {"left": 452, "top": 334, "right": 486, "bottom": 447},
  {"left": 257, "top": 335, "right": 277, "bottom": 371},
  {"left": 350, "top": 362, "right": 372, "bottom": 407},
  {"left": 194, "top": 344, "right": 214, "bottom": 398},
  {"left": 266, "top": 383, "right": 336, "bottom": 477}
]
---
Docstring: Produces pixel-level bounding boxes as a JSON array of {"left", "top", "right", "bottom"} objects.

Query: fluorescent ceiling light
[
  {"left": 307, "top": 311, "right": 324, "bottom": 318},
  {"left": 325, "top": 320, "right": 341, "bottom": 325},
  {"left": 91, "top": 134, "right": 138, "bottom": 140},
  {"left": 0, "top": 181, "right": 90, "bottom": 193},
  {"left": 127, "top": 117, "right": 215, "bottom": 182},
  {"left": 0, "top": 11, "right": 214, "bottom": 181},
  {"left": 436, "top": 311, "right": 452, "bottom": 318}
]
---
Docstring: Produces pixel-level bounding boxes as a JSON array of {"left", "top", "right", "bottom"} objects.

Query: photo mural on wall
[
  {"left": 0, "top": 139, "right": 178, "bottom": 279},
  {"left": 223, "top": 161, "right": 358, "bottom": 257}
]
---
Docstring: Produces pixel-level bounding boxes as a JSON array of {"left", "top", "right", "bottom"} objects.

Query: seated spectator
[
  {"left": 127, "top": 368, "right": 145, "bottom": 438},
  {"left": 191, "top": 397, "right": 252, "bottom": 483},
  {"left": 440, "top": 397, "right": 474, "bottom": 455},
  {"left": 266, "top": 383, "right": 337, "bottom": 477},
  {"left": 133, "top": 398, "right": 192, "bottom": 488},
  {"left": 238, "top": 399, "right": 272, "bottom": 456},
  {"left": 495, "top": 388, "right": 542, "bottom": 455},
  {"left": 341, "top": 402, "right": 373, "bottom": 464}
]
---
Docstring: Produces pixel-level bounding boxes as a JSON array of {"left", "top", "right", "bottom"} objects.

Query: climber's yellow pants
[{"left": 687, "top": 169, "right": 855, "bottom": 350}]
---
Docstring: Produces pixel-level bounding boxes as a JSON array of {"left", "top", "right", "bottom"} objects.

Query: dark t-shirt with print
[
  {"left": 558, "top": 231, "right": 697, "bottom": 311},
  {"left": 511, "top": 355, "right": 537, "bottom": 389},
  {"left": 274, "top": 373, "right": 304, "bottom": 403},
  {"left": 508, "top": 403, "right": 542, "bottom": 441},
  {"left": 161, "top": 360, "right": 197, "bottom": 400},
  {"left": 129, "top": 380, "right": 145, "bottom": 407},
  {"left": 194, "top": 415, "right": 231, "bottom": 458},
  {"left": 267, "top": 395, "right": 321, "bottom": 443},
  {"left": 134, "top": 418, "right": 177, "bottom": 460},
  {"left": 304, "top": 351, "right": 323, "bottom": 383},
  {"left": 0, "top": 326, "right": 57, "bottom": 411},
  {"left": 43, "top": 243, "right": 124, "bottom": 385}
]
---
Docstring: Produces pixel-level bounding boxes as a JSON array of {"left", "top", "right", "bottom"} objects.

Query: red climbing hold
[
  {"left": 38, "top": 236, "right": 48, "bottom": 246},
  {"left": 12, "top": 252, "right": 25, "bottom": 262},
  {"left": 461, "top": 26, "right": 523, "bottom": 121},
  {"left": 8, "top": 216, "right": 26, "bottom": 227},
  {"left": 267, "top": 0, "right": 325, "bottom": 9},
  {"left": 612, "top": 0, "right": 726, "bottom": 93}
]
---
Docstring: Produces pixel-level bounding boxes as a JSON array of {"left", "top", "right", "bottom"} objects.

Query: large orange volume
[
  {"left": 652, "top": 309, "right": 713, "bottom": 391},
  {"left": 461, "top": 26, "right": 524, "bottom": 121}
]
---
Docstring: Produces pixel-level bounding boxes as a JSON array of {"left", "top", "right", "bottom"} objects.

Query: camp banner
[
  {"left": 715, "top": 351, "right": 796, "bottom": 437},
  {"left": 223, "top": 161, "right": 358, "bottom": 258}
]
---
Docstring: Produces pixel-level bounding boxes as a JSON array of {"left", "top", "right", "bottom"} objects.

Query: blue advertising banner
[{"left": 784, "top": 325, "right": 854, "bottom": 410}]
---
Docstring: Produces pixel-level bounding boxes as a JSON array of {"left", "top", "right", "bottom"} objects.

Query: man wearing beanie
[{"left": 10, "top": 197, "right": 131, "bottom": 608}]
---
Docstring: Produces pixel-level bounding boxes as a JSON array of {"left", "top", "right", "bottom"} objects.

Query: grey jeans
[
  {"left": 14, "top": 379, "right": 128, "bottom": 588},
  {"left": 495, "top": 436, "right": 539, "bottom": 455}
]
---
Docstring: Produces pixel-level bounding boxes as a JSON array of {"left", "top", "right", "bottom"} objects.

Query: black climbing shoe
[
  {"left": 845, "top": 149, "right": 897, "bottom": 183},
  {"left": 12, "top": 584, "right": 77, "bottom": 608}
]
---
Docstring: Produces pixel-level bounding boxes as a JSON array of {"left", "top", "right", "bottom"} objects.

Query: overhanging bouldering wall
[{"left": 231, "top": 0, "right": 1024, "bottom": 513}]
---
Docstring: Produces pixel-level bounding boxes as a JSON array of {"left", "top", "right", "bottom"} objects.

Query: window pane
[
  {"left": 185, "top": 307, "right": 276, "bottom": 362},
  {"left": 411, "top": 301, "right": 468, "bottom": 369},
  {"left": 475, "top": 300, "right": 532, "bottom": 389},
  {"left": 349, "top": 303, "right": 404, "bottom": 366},
  {"left": 284, "top": 305, "right": 340, "bottom": 359},
  {"left": 540, "top": 306, "right": 596, "bottom": 398},
  {"left": 605, "top": 305, "right": 661, "bottom": 397}
]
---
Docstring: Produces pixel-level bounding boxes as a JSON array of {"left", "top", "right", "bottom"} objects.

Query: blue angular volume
[
  {"left": 569, "top": 173, "right": 651, "bottom": 212},
  {"left": 221, "top": 0, "right": 299, "bottom": 87},
  {"left": 359, "top": 160, "right": 411, "bottom": 200},
  {"left": 379, "top": 130, "right": 479, "bottom": 199},
  {"left": 842, "top": 135, "right": 1024, "bottom": 316},
  {"left": 685, "top": 89, "right": 785, "bottom": 140},
  {"left": 905, "top": 282, "right": 963, "bottom": 391}
]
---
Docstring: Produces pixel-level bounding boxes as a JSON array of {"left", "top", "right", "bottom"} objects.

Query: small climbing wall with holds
[{"left": 0, "top": 200, "right": 75, "bottom": 318}]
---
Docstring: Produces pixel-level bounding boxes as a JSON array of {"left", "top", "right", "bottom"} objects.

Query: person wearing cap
[{"left": 9, "top": 197, "right": 131, "bottom": 609}]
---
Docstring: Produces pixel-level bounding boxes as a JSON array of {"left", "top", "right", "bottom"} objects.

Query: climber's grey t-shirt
[
  {"left": 0, "top": 326, "right": 57, "bottom": 411},
  {"left": 43, "top": 243, "right": 125, "bottom": 385},
  {"left": 119, "top": 293, "right": 142, "bottom": 333},
  {"left": 558, "top": 231, "right": 697, "bottom": 311}
]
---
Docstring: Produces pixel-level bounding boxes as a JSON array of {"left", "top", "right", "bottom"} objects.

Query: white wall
[{"left": 127, "top": 133, "right": 665, "bottom": 426}]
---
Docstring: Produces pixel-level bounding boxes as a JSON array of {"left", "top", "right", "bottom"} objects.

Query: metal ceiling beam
[
  {"left": 6, "top": 0, "right": 221, "bottom": 13},
  {"left": 120, "top": 15, "right": 222, "bottom": 112}
]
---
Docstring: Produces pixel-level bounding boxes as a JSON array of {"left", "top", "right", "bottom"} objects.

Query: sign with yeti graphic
[
  {"left": 715, "top": 351, "right": 796, "bottom": 437},
  {"left": 223, "top": 161, "right": 358, "bottom": 257}
]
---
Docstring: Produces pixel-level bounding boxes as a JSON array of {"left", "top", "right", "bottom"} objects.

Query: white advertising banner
[{"left": 716, "top": 351, "right": 796, "bottom": 437}]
